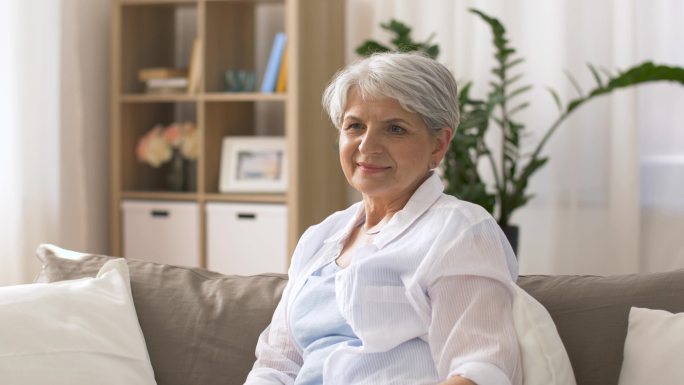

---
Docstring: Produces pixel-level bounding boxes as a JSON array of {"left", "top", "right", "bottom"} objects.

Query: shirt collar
[
  {"left": 323, "top": 172, "right": 445, "bottom": 250},
  {"left": 373, "top": 172, "right": 444, "bottom": 249},
  {"left": 322, "top": 202, "right": 364, "bottom": 246}
]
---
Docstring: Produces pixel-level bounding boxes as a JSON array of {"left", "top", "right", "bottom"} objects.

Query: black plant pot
[{"left": 499, "top": 224, "right": 519, "bottom": 257}]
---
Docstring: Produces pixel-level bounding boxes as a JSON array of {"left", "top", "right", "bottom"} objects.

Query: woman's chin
[
  {"left": 351, "top": 179, "right": 401, "bottom": 200},
  {"left": 352, "top": 181, "right": 389, "bottom": 197}
]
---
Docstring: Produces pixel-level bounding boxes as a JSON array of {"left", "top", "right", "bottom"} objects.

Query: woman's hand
[{"left": 438, "top": 375, "right": 477, "bottom": 385}]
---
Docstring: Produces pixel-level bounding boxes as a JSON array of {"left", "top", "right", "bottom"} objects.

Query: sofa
[{"left": 32, "top": 245, "right": 684, "bottom": 385}]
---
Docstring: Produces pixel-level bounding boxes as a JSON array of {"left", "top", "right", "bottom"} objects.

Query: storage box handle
[
  {"left": 237, "top": 213, "right": 256, "bottom": 220},
  {"left": 151, "top": 210, "right": 170, "bottom": 217}
]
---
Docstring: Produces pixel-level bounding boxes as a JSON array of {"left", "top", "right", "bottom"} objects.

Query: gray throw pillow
[{"left": 36, "top": 245, "right": 288, "bottom": 385}]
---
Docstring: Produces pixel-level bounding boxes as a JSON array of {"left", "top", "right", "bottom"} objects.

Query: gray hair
[{"left": 322, "top": 52, "right": 460, "bottom": 133}]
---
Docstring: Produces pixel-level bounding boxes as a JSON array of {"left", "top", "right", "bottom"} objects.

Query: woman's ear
[{"left": 432, "top": 127, "right": 454, "bottom": 162}]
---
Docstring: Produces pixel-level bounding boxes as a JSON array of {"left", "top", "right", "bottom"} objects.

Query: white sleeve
[
  {"left": 243, "top": 275, "right": 303, "bottom": 385},
  {"left": 425, "top": 218, "right": 522, "bottom": 385},
  {"left": 428, "top": 275, "right": 521, "bottom": 385}
]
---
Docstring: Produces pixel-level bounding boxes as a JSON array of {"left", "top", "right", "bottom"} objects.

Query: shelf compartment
[
  {"left": 120, "top": 102, "right": 198, "bottom": 192},
  {"left": 120, "top": 3, "right": 197, "bottom": 94},
  {"left": 204, "top": 0, "right": 284, "bottom": 93},
  {"left": 204, "top": 101, "right": 285, "bottom": 194}
]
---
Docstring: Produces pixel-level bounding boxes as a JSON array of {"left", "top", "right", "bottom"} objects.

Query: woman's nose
[{"left": 358, "top": 128, "right": 383, "bottom": 154}]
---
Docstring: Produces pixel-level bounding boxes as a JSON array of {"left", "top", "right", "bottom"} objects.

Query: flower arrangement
[{"left": 136, "top": 122, "right": 199, "bottom": 167}]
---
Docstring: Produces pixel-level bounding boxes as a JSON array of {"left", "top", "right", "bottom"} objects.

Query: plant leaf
[
  {"left": 381, "top": 19, "right": 411, "bottom": 41},
  {"left": 499, "top": 156, "right": 549, "bottom": 224},
  {"left": 505, "top": 57, "right": 524, "bottom": 69},
  {"left": 425, "top": 45, "right": 440, "bottom": 59},
  {"left": 507, "top": 84, "right": 532, "bottom": 100},
  {"left": 587, "top": 63, "right": 603, "bottom": 88},
  {"left": 566, "top": 62, "right": 684, "bottom": 114},
  {"left": 546, "top": 87, "right": 563, "bottom": 112},
  {"left": 599, "top": 66, "right": 615, "bottom": 79},
  {"left": 564, "top": 69, "right": 584, "bottom": 96},
  {"left": 355, "top": 18, "right": 440, "bottom": 59},
  {"left": 504, "top": 73, "right": 524, "bottom": 87},
  {"left": 355, "top": 40, "right": 391, "bottom": 56},
  {"left": 509, "top": 102, "right": 530, "bottom": 116}
]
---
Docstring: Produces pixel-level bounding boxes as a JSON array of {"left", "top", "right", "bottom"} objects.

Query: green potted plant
[{"left": 356, "top": 9, "right": 684, "bottom": 253}]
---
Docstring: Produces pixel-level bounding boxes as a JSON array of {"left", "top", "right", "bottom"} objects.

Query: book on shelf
[
  {"left": 147, "top": 77, "right": 188, "bottom": 88},
  {"left": 260, "top": 32, "right": 287, "bottom": 93},
  {"left": 187, "top": 38, "right": 202, "bottom": 94},
  {"left": 276, "top": 44, "right": 288, "bottom": 93},
  {"left": 138, "top": 67, "right": 188, "bottom": 81},
  {"left": 141, "top": 77, "right": 188, "bottom": 94}
]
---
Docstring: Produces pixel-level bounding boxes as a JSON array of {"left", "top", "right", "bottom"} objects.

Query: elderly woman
[{"left": 244, "top": 52, "right": 521, "bottom": 385}]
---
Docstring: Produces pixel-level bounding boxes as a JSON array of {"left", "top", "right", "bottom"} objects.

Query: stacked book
[{"left": 138, "top": 68, "right": 189, "bottom": 94}]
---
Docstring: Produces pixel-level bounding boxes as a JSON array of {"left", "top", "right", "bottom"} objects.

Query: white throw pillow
[
  {"left": 0, "top": 258, "right": 157, "bottom": 385},
  {"left": 512, "top": 285, "right": 577, "bottom": 385},
  {"left": 618, "top": 307, "right": 684, "bottom": 385}
]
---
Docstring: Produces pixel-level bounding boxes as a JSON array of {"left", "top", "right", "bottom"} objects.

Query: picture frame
[{"left": 219, "top": 136, "right": 287, "bottom": 193}]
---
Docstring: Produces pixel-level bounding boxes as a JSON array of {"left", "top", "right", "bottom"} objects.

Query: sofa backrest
[
  {"left": 518, "top": 270, "right": 684, "bottom": 385},
  {"left": 38, "top": 248, "right": 684, "bottom": 385}
]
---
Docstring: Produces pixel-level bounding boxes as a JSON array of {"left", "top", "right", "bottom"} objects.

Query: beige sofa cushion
[
  {"left": 518, "top": 270, "right": 684, "bottom": 385},
  {"left": 36, "top": 245, "right": 287, "bottom": 385}
]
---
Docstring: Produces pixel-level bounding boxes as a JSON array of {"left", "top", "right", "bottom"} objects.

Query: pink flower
[
  {"left": 137, "top": 124, "right": 172, "bottom": 167},
  {"left": 180, "top": 122, "right": 199, "bottom": 160},
  {"left": 164, "top": 123, "right": 182, "bottom": 147},
  {"left": 136, "top": 134, "right": 150, "bottom": 160},
  {"left": 137, "top": 122, "right": 199, "bottom": 167}
]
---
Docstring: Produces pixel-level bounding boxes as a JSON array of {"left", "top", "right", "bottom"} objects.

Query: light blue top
[{"left": 289, "top": 261, "right": 359, "bottom": 385}]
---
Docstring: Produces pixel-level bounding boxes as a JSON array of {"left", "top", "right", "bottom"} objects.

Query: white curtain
[
  {"left": 0, "top": 0, "right": 110, "bottom": 285},
  {"left": 346, "top": 0, "right": 684, "bottom": 275}
]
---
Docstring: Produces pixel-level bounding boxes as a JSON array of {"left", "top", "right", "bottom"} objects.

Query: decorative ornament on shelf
[
  {"left": 356, "top": 9, "right": 684, "bottom": 254},
  {"left": 136, "top": 122, "right": 199, "bottom": 192}
]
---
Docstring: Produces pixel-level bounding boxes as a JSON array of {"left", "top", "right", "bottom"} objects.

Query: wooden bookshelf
[{"left": 110, "top": 0, "right": 347, "bottom": 269}]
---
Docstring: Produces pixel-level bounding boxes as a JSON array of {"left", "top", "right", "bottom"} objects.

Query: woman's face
[{"left": 339, "top": 88, "right": 452, "bottom": 203}]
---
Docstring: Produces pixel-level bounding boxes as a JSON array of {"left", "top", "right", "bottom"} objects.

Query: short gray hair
[{"left": 322, "top": 52, "right": 460, "bottom": 133}]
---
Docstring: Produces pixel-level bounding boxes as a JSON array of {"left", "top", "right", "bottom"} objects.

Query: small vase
[
  {"left": 167, "top": 149, "right": 185, "bottom": 191},
  {"left": 185, "top": 160, "right": 197, "bottom": 192}
]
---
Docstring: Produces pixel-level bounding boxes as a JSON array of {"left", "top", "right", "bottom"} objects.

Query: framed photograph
[{"left": 219, "top": 136, "right": 287, "bottom": 193}]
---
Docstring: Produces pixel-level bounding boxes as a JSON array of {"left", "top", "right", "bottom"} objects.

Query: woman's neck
[{"left": 360, "top": 197, "right": 404, "bottom": 232}]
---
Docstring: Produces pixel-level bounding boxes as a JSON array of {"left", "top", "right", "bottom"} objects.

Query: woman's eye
[
  {"left": 389, "top": 125, "right": 406, "bottom": 134},
  {"left": 346, "top": 123, "right": 363, "bottom": 131}
]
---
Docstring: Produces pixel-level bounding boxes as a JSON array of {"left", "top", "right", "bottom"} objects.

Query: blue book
[{"left": 260, "top": 32, "right": 287, "bottom": 93}]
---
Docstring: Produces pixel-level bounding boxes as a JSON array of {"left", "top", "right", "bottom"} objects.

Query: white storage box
[
  {"left": 121, "top": 200, "right": 199, "bottom": 267},
  {"left": 206, "top": 202, "right": 287, "bottom": 275}
]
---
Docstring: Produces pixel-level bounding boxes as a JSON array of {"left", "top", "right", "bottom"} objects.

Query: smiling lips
[{"left": 356, "top": 162, "right": 390, "bottom": 174}]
